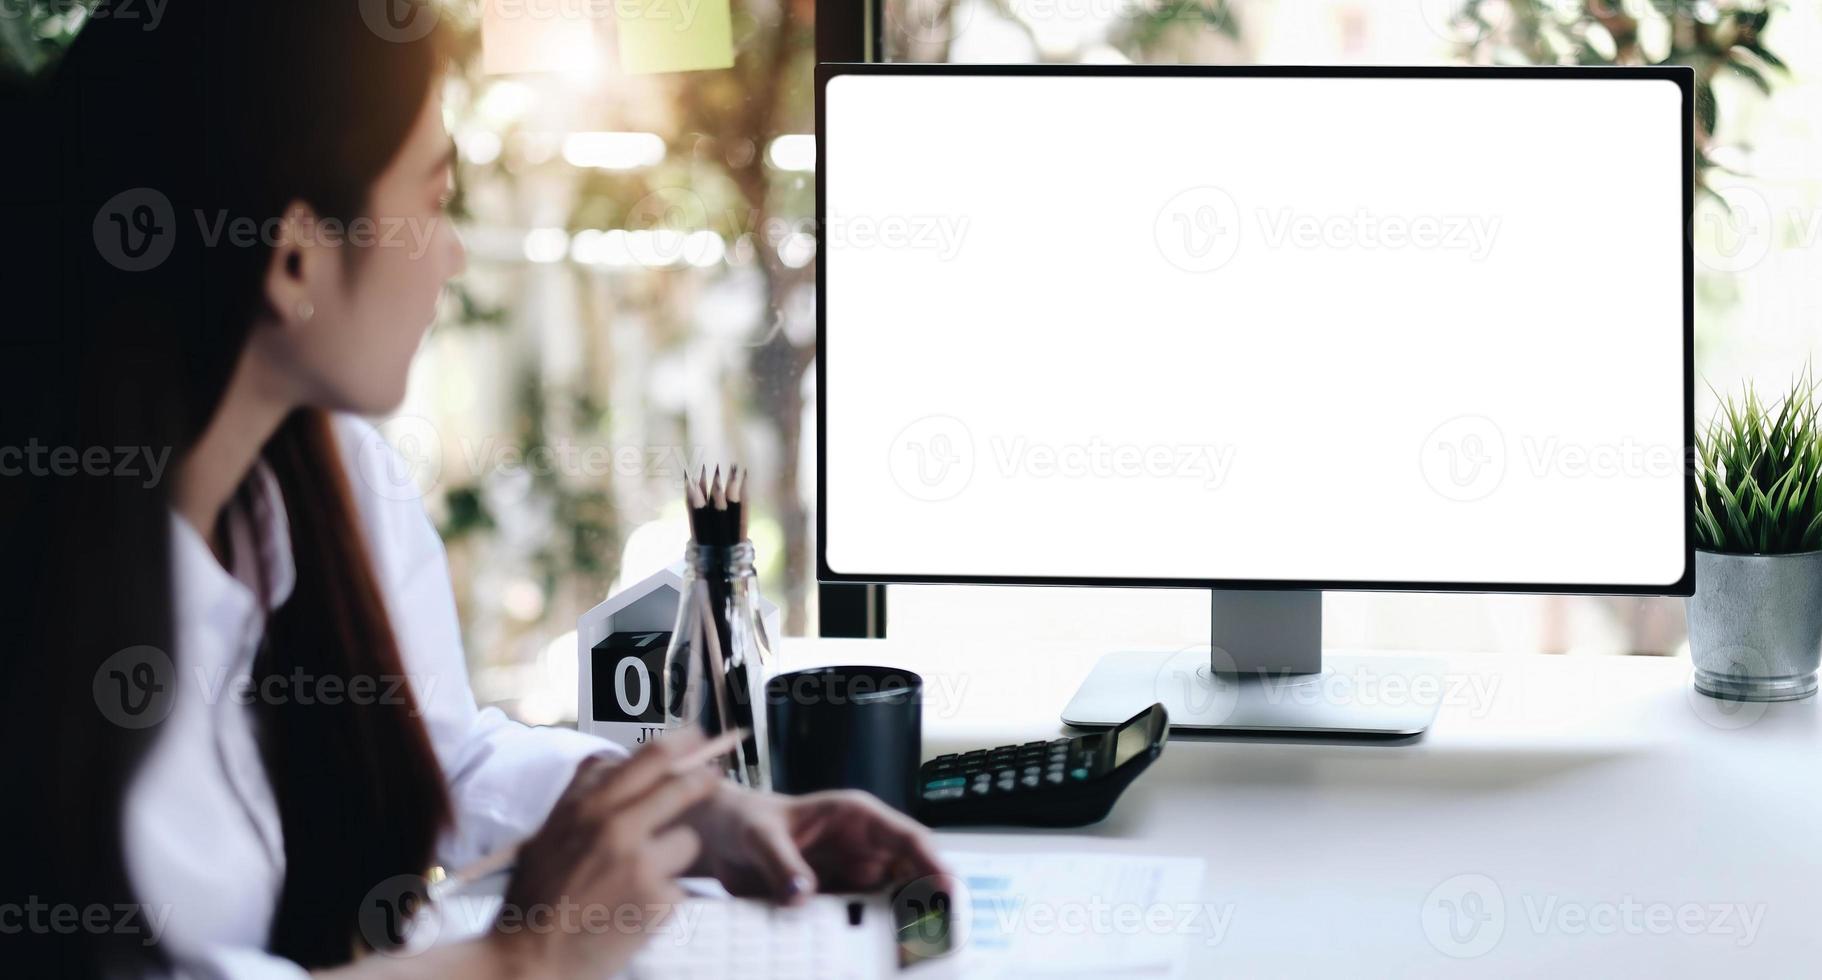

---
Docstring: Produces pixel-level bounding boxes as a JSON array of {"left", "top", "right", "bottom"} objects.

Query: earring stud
[{"left": 296, "top": 300, "right": 315, "bottom": 322}]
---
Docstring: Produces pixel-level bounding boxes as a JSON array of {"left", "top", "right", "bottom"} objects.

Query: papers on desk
[
  {"left": 628, "top": 893, "right": 896, "bottom": 980},
  {"left": 426, "top": 852, "right": 1213, "bottom": 980},
  {"left": 942, "top": 851, "right": 1212, "bottom": 979}
]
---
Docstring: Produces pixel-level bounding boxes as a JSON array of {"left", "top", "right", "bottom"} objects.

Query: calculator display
[{"left": 1111, "top": 713, "right": 1154, "bottom": 766}]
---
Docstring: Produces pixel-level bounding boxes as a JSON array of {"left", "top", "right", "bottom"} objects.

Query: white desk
[{"left": 778, "top": 638, "right": 1822, "bottom": 977}]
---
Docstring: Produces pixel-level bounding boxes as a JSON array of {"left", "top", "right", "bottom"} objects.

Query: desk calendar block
[{"left": 577, "top": 562, "right": 780, "bottom": 751}]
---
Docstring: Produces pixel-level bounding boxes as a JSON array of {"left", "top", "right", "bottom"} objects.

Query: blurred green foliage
[
  {"left": 0, "top": 0, "right": 87, "bottom": 81},
  {"left": 1118, "top": 0, "right": 1242, "bottom": 53},
  {"left": 1451, "top": 0, "right": 1786, "bottom": 187}
]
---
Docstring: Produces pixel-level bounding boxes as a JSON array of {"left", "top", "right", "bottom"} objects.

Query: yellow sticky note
[{"left": 615, "top": 0, "right": 735, "bottom": 74}]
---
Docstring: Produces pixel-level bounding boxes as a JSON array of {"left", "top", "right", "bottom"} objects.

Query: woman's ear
[{"left": 263, "top": 202, "right": 326, "bottom": 327}]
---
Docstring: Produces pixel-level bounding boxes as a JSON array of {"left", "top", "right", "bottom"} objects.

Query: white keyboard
[{"left": 629, "top": 895, "right": 897, "bottom": 980}]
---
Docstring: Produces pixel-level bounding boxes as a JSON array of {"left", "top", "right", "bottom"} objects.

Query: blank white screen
[{"left": 823, "top": 72, "right": 1687, "bottom": 588}]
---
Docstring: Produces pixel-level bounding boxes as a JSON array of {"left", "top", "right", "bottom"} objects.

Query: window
[
  {"left": 0, "top": 1, "right": 835, "bottom": 729},
  {"left": 398, "top": 2, "right": 822, "bottom": 723}
]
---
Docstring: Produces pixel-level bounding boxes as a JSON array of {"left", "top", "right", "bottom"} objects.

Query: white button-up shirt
[{"left": 124, "top": 415, "right": 619, "bottom": 978}]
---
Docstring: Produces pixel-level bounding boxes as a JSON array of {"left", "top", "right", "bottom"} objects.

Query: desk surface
[{"left": 778, "top": 638, "right": 1821, "bottom": 977}]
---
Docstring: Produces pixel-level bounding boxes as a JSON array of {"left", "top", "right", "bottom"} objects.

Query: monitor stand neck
[
  {"left": 1211, "top": 590, "right": 1322, "bottom": 676},
  {"left": 1059, "top": 589, "right": 1443, "bottom": 737}
]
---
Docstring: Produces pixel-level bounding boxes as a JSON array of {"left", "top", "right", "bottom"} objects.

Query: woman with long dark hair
[{"left": 0, "top": 3, "right": 942, "bottom": 976}]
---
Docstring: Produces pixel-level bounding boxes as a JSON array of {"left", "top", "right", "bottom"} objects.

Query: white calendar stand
[{"left": 577, "top": 561, "right": 780, "bottom": 750}]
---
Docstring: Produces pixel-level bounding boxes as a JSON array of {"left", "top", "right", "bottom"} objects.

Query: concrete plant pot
[{"left": 1686, "top": 549, "right": 1822, "bottom": 702}]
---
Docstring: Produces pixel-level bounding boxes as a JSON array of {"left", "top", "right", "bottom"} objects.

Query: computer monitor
[{"left": 816, "top": 64, "right": 1693, "bottom": 735}]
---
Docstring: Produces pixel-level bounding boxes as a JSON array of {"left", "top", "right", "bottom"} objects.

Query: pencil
[{"left": 431, "top": 728, "right": 749, "bottom": 897}]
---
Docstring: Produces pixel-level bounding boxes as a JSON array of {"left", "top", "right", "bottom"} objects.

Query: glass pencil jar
[{"left": 663, "top": 541, "right": 772, "bottom": 789}]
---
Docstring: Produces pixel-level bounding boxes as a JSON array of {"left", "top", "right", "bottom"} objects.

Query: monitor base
[{"left": 1061, "top": 648, "right": 1443, "bottom": 737}]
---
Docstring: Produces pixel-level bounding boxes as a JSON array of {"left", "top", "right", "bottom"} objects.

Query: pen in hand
[{"left": 430, "top": 728, "right": 748, "bottom": 900}]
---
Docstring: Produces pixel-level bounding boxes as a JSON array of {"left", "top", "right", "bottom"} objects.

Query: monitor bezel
[{"left": 815, "top": 62, "right": 1696, "bottom": 597}]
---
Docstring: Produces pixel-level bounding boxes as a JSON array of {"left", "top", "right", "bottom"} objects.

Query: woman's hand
[
  {"left": 685, "top": 784, "right": 950, "bottom": 904},
  {"left": 489, "top": 733, "right": 720, "bottom": 978}
]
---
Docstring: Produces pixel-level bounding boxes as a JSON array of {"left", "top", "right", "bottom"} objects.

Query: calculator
[{"left": 915, "top": 703, "right": 1169, "bottom": 827}]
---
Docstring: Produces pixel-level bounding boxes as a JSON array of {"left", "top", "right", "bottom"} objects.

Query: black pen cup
[{"left": 766, "top": 666, "right": 923, "bottom": 814}]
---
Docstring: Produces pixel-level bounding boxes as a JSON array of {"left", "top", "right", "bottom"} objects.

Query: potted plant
[{"left": 1689, "top": 375, "right": 1822, "bottom": 701}]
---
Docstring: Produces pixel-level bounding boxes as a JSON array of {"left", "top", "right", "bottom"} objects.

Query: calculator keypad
[{"left": 921, "top": 736, "right": 1098, "bottom": 802}]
